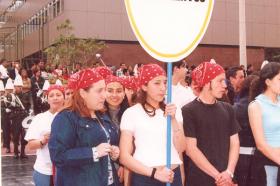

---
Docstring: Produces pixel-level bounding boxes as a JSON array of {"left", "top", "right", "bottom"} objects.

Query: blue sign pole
[{"left": 166, "top": 62, "right": 172, "bottom": 186}]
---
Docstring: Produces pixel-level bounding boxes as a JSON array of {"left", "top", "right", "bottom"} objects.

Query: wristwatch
[{"left": 226, "top": 169, "right": 234, "bottom": 178}]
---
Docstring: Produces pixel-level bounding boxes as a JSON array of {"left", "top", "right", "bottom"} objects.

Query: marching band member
[
  {"left": 3, "top": 78, "right": 14, "bottom": 153},
  {"left": 39, "top": 80, "right": 51, "bottom": 112},
  {"left": 1, "top": 80, "right": 11, "bottom": 153},
  {"left": 7, "top": 76, "right": 30, "bottom": 158},
  {"left": 25, "top": 85, "right": 65, "bottom": 186}
]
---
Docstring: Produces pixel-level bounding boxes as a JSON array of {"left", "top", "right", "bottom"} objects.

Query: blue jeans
[
  {"left": 264, "top": 165, "right": 278, "bottom": 186},
  {"left": 33, "top": 170, "right": 51, "bottom": 186},
  {"left": 131, "top": 167, "right": 182, "bottom": 186}
]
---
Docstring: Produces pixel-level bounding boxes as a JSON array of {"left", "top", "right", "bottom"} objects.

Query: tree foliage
[{"left": 44, "top": 19, "right": 105, "bottom": 70}]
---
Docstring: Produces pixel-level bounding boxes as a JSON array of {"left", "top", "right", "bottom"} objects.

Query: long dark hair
[
  {"left": 250, "top": 62, "right": 280, "bottom": 101},
  {"left": 136, "top": 89, "right": 166, "bottom": 117},
  {"left": 239, "top": 75, "right": 259, "bottom": 98},
  {"left": 104, "top": 95, "right": 130, "bottom": 123}
]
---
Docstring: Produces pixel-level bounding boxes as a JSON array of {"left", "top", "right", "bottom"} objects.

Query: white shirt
[
  {"left": 0, "top": 65, "right": 9, "bottom": 79},
  {"left": 120, "top": 104, "right": 182, "bottom": 167},
  {"left": 171, "top": 83, "right": 196, "bottom": 123},
  {"left": 15, "top": 68, "right": 20, "bottom": 77},
  {"left": 25, "top": 111, "right": 57, "bottom": 175}
]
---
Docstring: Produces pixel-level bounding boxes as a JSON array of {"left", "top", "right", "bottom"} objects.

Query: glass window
[
  {"left": 57, "top": 0, "right": 61, "bottom": 16},
  {"left": 19, "top": 0, "right": 64, "bottom": 37},
  {"left": 53, "top": 1, "right": 57, "bottom": 18},
  {"left": 48, "top": 2, "right": 53, "bottom": 21}
]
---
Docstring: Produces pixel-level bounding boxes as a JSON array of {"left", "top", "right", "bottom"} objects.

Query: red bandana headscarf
[
  {"left": 121, "top": 76, "right": 139, "bottom": 91},
  {"left": 105, "top": 75, "right": 123, "bottom": 86},
  {"left": 46, "top": 85, "right": 65, "bottom": 95},
  {"left": 68, "top": 69, "right": 103, "bottom": 90},
  {"left": 95, "top": 66, "right": 113, "bottom": 79},
  {"left": 191, "top": 61, "right": 225, "bottom": 87},
  {"left": 138, "top": 64, "right": 166, "bottom": 87},
  {"left": 67, "top": 72, "right": 80, "bottom": 90}
]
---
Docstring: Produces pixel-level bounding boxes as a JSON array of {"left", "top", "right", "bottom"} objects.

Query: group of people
[
  {"left": 2, "top": 57, "right": 280, "bottom": 186},
  {"left": 0, "top": 59, "right": 65, "bottom": 158}
]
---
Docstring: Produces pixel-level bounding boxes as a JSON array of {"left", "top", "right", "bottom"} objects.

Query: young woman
[
  {"left": 248, "top": 62, "right": 280, "bottom": 186},
  {"left": 64, "top": 85, "right": 74, "bottom": 106},
  {"left": 105, "top": 75, "right": 129, "bottom": 126},
  {"left": 25, "top": 85, "right": 65, "bottom": 186},
  {"left": 20, "top": 68, "right": 31, "bottom": 94},
  {"left": 105, "top": 75, "right": 130, "bottom": 185},
  {"left": 233, "top": 75, "right": 258, "bottom": 186},
  {"left": 31, "top": 67, "right": 45, "bottom": 114},
  {"left": 48, "top": 69, "right": 120, "bottom": 186},
  {"left": 120, "top": 64, "right": 185, "bottom": 186},
  {"left": 121, "top": 76, "right": 138, "bottom": 106}
]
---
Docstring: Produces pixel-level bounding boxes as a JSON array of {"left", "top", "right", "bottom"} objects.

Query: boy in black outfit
[{"left": 182, "top": 61, "right": 240, "bottom": 186}]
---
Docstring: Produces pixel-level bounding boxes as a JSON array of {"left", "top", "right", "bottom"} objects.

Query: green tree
[{"left": 44, "top": 19, "right": 105, "bottom": 71}]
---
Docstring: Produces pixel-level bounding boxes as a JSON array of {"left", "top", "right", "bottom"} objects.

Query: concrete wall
[
  {"left": 103, "top": 42, "right": 265, "bottom": 69},
  {"left": 9, "top": 0, "right": 279, "bottom": 67},
  {"left": 63, "top": 0, "right": 280, "bottom": 48}
]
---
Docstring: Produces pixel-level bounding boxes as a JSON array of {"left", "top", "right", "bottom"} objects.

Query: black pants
[
  {"left": 248, "top": 150, "right": 280, "bottom": 186},
  {"left": 32, "top": 97, "right": 41, "bottom": 115},
  {"left": 2, "top": 114, "right": 11, "bottom": 149},
  {"left": 131, "top": 167, "right": 182, "bottom": 186},
  {"left": 235, "top": 154, "right": 254, "bottom": 186},
  {"left": 11, "top": 116, "right": 27, "bottom": 155}
]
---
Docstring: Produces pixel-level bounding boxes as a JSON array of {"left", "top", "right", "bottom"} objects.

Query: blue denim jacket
[{"left": 48, "top": 110, "right": 120, "bottom": 186}]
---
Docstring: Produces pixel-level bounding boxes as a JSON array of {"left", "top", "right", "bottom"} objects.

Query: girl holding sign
[{"left": 120, "top": 64, "right": 185, "bottom": 186}]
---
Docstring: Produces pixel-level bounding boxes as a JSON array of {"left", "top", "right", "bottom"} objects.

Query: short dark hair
[
  {"left": 123, "top": 68, "right": 128, "bottom": 74},
  {"left": 164, "top": 61, "right": 187, "bottom": 73},
  {"left": 247, "top": 64, "right": 252, "bottom": 69},
  {"left": 226, "top": 66, "right": 244, "bottom": 79}
]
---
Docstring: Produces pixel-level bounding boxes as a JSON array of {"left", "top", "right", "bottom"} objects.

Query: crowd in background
[{"left": 1, "top": 57, "right": 280, "bottom": 186}]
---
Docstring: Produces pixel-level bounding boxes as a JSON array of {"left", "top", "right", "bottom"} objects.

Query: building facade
[{"left": 0, "top": 0, "right": 279, "bottom": 68}]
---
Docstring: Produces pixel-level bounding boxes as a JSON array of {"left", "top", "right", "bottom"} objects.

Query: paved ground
[
  {"left": 1, "top": 143, "right": 36, "bottom": 186},
  {"left": 2, "top": 155, "right": 35, "bottom": 186}
]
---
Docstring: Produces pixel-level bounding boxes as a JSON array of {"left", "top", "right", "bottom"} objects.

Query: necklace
[
  {"left": 96, "top": 117, "right": 110, "bottom": 143},
  {"left": 143, "top": 102, "right": 157, "bottom": 117}
]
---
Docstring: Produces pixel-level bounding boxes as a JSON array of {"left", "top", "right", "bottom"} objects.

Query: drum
[{"left": 22, "top": 115, "right": 34, "bottom": 129}]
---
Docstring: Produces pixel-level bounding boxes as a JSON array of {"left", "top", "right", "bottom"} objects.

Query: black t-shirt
[{"left": 182, "top": 99, "right": 240, "bottom": 186}]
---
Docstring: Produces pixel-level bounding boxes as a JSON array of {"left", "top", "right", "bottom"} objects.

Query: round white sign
[{"left": 125, "top": 0, "right": 215, "bottom": 62}]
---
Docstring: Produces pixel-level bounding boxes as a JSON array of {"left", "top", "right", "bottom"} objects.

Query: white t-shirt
[
  {"left": 120, "top": 104, "right": 182, "bottom": 167},
  {"left": 0, "top": 65, "right": 8, "bottom": 79},
  {"left": 172, "top": 83, "right": 196, "bottom": 123},
  {"left": 25, "top": 111, "right": 57, "bottom": 175}
]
